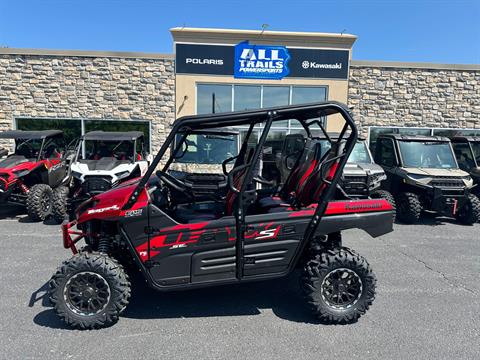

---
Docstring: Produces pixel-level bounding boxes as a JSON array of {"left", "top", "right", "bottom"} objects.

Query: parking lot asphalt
[{"left": 0, "top": 205, "right": 478, "bottom": 360}]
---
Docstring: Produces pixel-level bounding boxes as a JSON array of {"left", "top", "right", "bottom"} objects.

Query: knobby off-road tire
[
  {"left": 26, "top": 184, "right": 53, "bottom": 221},
  {"left": 396, "top": 192, "right": 421, "bottom": 224},
  {"left": 371, "top": 189, "right": 397, "bottom": 222},
  {"left": 456, "top": 194, "right": 480, "bottom": 225},
  {"left": 301, "top": 247, "right": 376, "bottom": 324},
  {"left": 49, "top": 252, "right": 131, "bottom": 330},
  {"left": 51, "top": 186, "right": 69, "bottom": 224}
]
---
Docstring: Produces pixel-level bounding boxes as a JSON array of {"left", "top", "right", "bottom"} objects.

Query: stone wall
[
  {"left": 348, "top": 62, "right": 480, "bottom": 137},
  {"left": 1, "top": 51, "right": 479, "bottom": 150},
  {"left": 0, "top": 52, "right": 175, "bottom": 151}
]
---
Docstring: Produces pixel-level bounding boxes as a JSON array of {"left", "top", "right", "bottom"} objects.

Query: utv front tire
[
  {"left": 371, "top": 190, "right": 396, "bottom": 221},
  {"left": 456, "top": 194, "right": 480, "bottom": 225},
  {"left": 396, "top": 192, "right": 421, "bottom": 224},
  {"left": 301, "top": 247, "right": 376, "bottom": 324},
  {"left": 26, "top": 184, "right": 53, "bottom": 221},
  {"left": 51, "top": 186, "right": 69, "bottom": 224},
  {"left": 49, "top": 252, "right": 131, "bottom": 329}
]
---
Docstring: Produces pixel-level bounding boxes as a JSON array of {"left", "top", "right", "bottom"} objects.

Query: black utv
[
  {"left": 449, "top": 136, "right": 480, "bottom": 195},
  {"left": 374, "top": 134, "right": 479, "bottom": 224},
  {"left": 49, "top": 102, "right": 394, "bottom": 329}
]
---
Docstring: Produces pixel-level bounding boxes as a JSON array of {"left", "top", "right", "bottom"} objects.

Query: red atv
[
  {"left": 49, "top": 102, "right": 394, "bottom": 329},
  {"left": 0, "top": 130, "right": 71, "bottom": 221}
]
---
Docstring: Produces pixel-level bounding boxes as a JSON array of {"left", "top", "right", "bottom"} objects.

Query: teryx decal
[{"left": 87, "top": 205, "right": 119, "bottom": 215}]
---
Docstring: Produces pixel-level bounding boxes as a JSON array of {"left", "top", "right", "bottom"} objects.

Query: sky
[{"left": 0, "top": 0, "right": 479, "bottom": 64}]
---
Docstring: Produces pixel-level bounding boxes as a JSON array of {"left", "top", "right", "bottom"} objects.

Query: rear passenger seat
[{"left": 258, "top": 140, "right": 343, "bottom": 213}]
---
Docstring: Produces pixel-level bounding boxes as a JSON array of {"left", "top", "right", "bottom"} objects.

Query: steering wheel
[{"left": 155, "top": 170, "right": 194, "bottom": 198}]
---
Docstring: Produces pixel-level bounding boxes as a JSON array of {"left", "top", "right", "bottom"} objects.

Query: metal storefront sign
[{"left": 175, "top": 43, "right": 349, "bottom": 80}]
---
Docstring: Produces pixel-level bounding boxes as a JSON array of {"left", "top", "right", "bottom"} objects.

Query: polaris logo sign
[
  {"left": 234, "top": 41, "right": 290, "bottom": 79},
  {"left": 185, "top": 58, "right": 224, "bottom": 65}
]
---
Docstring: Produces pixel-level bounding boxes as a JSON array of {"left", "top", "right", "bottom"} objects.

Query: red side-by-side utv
[
  {"left": 0, "top": 130, "right": 71, "bottom": 221},
  {"left": 49, "top": 102, "right": 394, "bottom": 329}
]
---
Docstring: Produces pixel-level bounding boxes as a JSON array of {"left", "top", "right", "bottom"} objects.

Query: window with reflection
[
  {"left": 292, "top": 86, "right": 327, "bottom": 105},
  {"left": 197, "top": 84, "right": 232, "bottom": 114},
  {"left": 234, "top": 85, "right": 261, "bottom": 111}
]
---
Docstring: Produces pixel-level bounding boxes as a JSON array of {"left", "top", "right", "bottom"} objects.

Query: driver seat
[
  {"left": 173, "top": 149, "right": 254, "bottom": 223},
  {"left": 256, "top": 139, "right": 322, "bottom": 210}
]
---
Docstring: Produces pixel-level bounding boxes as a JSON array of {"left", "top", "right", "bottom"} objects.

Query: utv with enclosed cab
[
  {"left": 49, "top": 102, "right": 394, "bottom": 329},
  {"left": 51, "top": 131, "right": 149, "bottom": 222},
  {"left": 0, "top": 130, "right": 71, "bottom": 221},
  {"left": 374, "top": 134, "right": 479, "bottom": 224},
  {"left": 449, "top": 135, "right": 480, "bottom": 195}
]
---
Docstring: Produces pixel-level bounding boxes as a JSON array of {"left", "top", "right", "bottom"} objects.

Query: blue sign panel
[{"left": 234, "top": 41, "right": 291, "bottom": 80}]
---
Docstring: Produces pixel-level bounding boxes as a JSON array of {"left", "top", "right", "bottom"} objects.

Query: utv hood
[
  {"left": 0, "top": 155, "right": 29, "bottom": 169},
  {"left": 77, "top": 158, "right": 132, "bottom": 171},
  {"left": 402, "top": 167, "right": 469, "bottom": 177},
  {"left": 344, "top": 162, "right": 384, "bottom": 175}
]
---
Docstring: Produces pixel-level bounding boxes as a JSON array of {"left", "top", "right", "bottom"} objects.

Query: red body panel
[
  {"left": 76, "top": 178, "right": 147, "bottom": 223},
  {"left": 0, "top": 158, "right": 59, "bottom": 191}
]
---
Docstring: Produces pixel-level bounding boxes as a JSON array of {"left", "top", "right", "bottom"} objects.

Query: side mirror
[
  {"left": 0, "top": 148, "right": 7, "bottom": 157},
  {"left": 63, "top": 150, "right": 76, "bottom": 163},
  {"left": 173, "top": 143, "right": 188, "bottom": 159},
  {"left": 146, "top": 153, "right": 153, "bottom": 164}
]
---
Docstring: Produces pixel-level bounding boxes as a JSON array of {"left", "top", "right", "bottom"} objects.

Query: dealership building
[{"left": 0, "top": 27, "right": 479, "bottom": 153}]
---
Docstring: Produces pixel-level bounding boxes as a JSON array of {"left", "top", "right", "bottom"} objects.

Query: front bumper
[
  {"left": 428, "top": 186, "right": 469, "bottom": 216},
  {"left": 62, "top": 220, "right": 81, "bottom": 254}
]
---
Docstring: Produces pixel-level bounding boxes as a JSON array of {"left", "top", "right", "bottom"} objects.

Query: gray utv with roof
[
  {"left": 278, "top": 133, "right": 395, "bottom": 208},
  {"left": 374, "top": 134, "right": 479, "bottom": 224},
  {"left": 51, "top": 131, "right": 149, "bottom": 222}
]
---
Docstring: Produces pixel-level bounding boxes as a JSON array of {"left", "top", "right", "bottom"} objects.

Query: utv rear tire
[
  {"left": 456, "top": 194, "right": 480, "bottom": 225},
  {"left": 26, "top": 184, "right": 53, "bottom": 221},
  {"left": 301, "top": 247, "right": 376, "bottom": 324},
  {"left": 396, "top": 192, "right": 421, "bottom": 224},
  {"left": 51, "top": 186, "right": 69, "bottom": 224},
  {"left": 371, "top": 190, "right": 396, "bottom": 221},
  {"left": 49, "top": 252, "right": 131, "bottom": 330}
]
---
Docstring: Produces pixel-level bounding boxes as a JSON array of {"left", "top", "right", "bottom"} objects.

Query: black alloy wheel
[
  {"left": 64, "top": 271, "right": 111, "bottom": 316},
  {"left": 321, "top": 267, "right": 363, "bottom": 309}
]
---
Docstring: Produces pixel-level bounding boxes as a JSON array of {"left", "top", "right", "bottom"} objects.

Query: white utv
[{"left": 51, "top": 131, "right": 149, "bottom": 222}]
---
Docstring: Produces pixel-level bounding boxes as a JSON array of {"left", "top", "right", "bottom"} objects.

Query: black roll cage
[
  {"left": 123, "top": 101, "right": 358, "bottom": 279},
  {"left": 15, "top": 134, "right": 65, "bottom": 162}
]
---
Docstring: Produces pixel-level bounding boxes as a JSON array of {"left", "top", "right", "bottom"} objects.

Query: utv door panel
[
  {"left": 191, "top": 246, "right": 236, "bottom": 283},
  {"left": 243, "top": 239, "right": 300, "bottom": 276},
  {"left": 149, "top": 253, "right": 192, "bottom": 286},
  {"left": 241, "top": 216, "right": 306, "bottom": 277},
  {"left": 47, "top": 160, "right": 67, "bottom": 187}
]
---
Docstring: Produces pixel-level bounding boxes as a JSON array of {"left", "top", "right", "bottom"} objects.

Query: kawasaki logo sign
[{"left": 234, "top": 41, "right": 291, "bottom": 79}]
